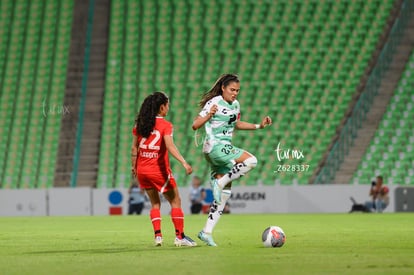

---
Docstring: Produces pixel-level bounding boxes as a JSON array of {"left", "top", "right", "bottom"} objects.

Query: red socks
[
  {"left": 150, "top": 208, "right": 185, "bottom": 239},
  {"left": 171, "top": 208, "right": 184, "bottom": 239},
  {"left": 150, "top": 209, "right": 162, "bottom": 237}
]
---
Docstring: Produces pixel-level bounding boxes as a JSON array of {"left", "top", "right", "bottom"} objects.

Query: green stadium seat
[
  {"left": 0, "top": 0, "right": 73, "bottom": 189},
  {"left": 92, "top": 0, "right": 397, "bottom": 187},
  {"left": 352, "top": 51, "right": 414, "bottom": 184}
]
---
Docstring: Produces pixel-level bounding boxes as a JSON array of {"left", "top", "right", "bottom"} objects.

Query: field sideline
[{"left": 1, "top": 213, "right": 413, "bottom": 275}]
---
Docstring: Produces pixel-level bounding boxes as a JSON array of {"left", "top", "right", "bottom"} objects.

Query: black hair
[{"left": 135, "top": 92, "right": 169, "bottom": 138}]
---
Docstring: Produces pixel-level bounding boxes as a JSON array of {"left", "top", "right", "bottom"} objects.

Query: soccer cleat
[
  {"left": 174, "top": 235, "right": 197, "bottom": 247},
  {"left": 211, "top": 178, "right": 222, "bottom": 205},
  {"left": 154, "top": 236, "right": 163, "bottom": 246},
  {"left": 198, "top": 231, "right": 217, "bottom": 247}
]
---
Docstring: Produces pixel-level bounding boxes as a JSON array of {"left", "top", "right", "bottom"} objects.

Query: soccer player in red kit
[{"left": 131, "top": 92, "right": 196, "bottom": 247}]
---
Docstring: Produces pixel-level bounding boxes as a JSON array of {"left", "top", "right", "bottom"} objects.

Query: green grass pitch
[{"left": 1, "top": 213, "right": 413, "bottom": 275}]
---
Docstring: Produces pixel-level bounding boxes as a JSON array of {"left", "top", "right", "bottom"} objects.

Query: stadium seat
[
  {"left": 352, "top": 52, "right": 414, "bottom": 185},
  {"left": 0, "top": 0, "right": 73, "bottom": 189},
  {"left": 92, "top": 0, "right": 397, "bottom": 187}
]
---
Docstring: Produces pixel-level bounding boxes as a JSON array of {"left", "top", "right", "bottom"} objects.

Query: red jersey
[{"left": 133, "top": 117, "right": 173, "bottom": 176}]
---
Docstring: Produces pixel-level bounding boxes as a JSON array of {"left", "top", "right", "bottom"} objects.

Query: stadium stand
[
  {"left": 351, "top": 52, "right": 414, "bottom": 185},
  {"left": 0, "top": 0, "right": 408, "bottom": 189},
  {"left": 97, "top": 0, "right": 396, "bottom": 188},
  {"left": 0, "top": 0, "right": 73, "bottom": 188}
]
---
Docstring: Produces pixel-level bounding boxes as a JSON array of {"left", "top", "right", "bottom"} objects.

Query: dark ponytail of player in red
[{"left": 135, "top": 92, "right": 169, "bottom": 138}]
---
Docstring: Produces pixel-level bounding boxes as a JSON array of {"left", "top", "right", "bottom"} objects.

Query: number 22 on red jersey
[{"left": 139, "top": 130, "right": 161, "bottom": 150}]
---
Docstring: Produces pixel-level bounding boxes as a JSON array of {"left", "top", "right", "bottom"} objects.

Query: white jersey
[{"left": 199, "top": 95, "right": 240, "bottom": 153}]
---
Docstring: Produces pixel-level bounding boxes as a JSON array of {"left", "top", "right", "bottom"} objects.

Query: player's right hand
[{"left": 209, "top": 104, "right": 218, "bottom": 117}]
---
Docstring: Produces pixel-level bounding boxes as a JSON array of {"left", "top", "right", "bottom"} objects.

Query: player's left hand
[
  {"left": 183, "top": 162, "right": 193, "bottom": 175},
  {"left": 131, "top": 167, "right": 137, "bottom": 179},
  {"left": 260, "top": 116, "right": 272, "bottom": 128}
]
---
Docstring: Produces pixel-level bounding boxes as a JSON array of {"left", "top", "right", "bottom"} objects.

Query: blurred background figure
[
  {"left": 189, "top": 176, "right": 206, "bottom": 214},
  {"left": 128, "top": 182, "right": 145, "bottom": 215},
  {"left": 364, "top": 175, "right": 390, "bottom": 213}
]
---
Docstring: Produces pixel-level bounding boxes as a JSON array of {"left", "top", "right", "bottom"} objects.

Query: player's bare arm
[
  {"left": 131, "top": 135, "right": 138, "bottom": 177},
  {"left": 235, "top": 116, "right": 272, "bottom": 130},
  {"left": 192, "top": 104, "right": 218, "bottom": 130},
  {"left": 164, "top": 135, "right": 193, "bottom": 175}
]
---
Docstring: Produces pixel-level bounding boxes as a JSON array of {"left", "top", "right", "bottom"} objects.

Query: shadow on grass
[{"left": 24, "top": 245, "right": 201, "bottom": 255}]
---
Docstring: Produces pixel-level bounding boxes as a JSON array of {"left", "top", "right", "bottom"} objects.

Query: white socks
[
  {"left": 217, "top": 156, "right": 257, "bottom": 189},
  {"left": 203, "top": 189, "right": 231, "bottom": 234},
  {"left": 203, "top": 156, "right": 257, "bottom": 234}
]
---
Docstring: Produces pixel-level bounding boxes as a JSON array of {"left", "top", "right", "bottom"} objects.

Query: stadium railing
[
  {"left": 314, "top": 0, "right": 413, "bottom": 184},
  {"left": 70, "top": 0, "right": 95, "bottom": 187}
]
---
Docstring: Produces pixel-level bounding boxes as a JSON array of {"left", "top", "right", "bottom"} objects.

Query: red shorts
[{"left": 137, "top": 172, "right": 177, "bottom": 193}]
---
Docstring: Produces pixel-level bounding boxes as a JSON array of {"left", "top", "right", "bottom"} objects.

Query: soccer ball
[{"left": 262, "top": 226, "right": 286, "bottom": 248}]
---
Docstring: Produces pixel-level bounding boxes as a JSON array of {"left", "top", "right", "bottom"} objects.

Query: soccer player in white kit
[{"left": 192, "top": 74, "right": 272, "bottom": 246}]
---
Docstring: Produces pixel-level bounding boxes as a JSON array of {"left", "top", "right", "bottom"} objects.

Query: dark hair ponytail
[
  {"left": 135, "top": 92, "right": 169, "bottom": 138},
  {"left": 199, "top": 73, "right": 240, "bottom": 108}
]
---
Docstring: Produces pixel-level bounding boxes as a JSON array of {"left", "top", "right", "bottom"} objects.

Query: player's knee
[
  {"left": 244, "top": 156, "right": 258, "bottom": 169},
  {"left": 222, "top": 189, "right": 232, "bottom": 199}
]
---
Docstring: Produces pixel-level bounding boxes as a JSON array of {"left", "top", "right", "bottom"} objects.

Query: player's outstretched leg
[
  {"left": 217, "top": 156, "right": 257, "bottom": 189},
  {"left": 211, "top": 156, "right": 257, "bottom": 205},
  {"left": 198, "top": 189, "right": 231, "bottom": 246}
]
